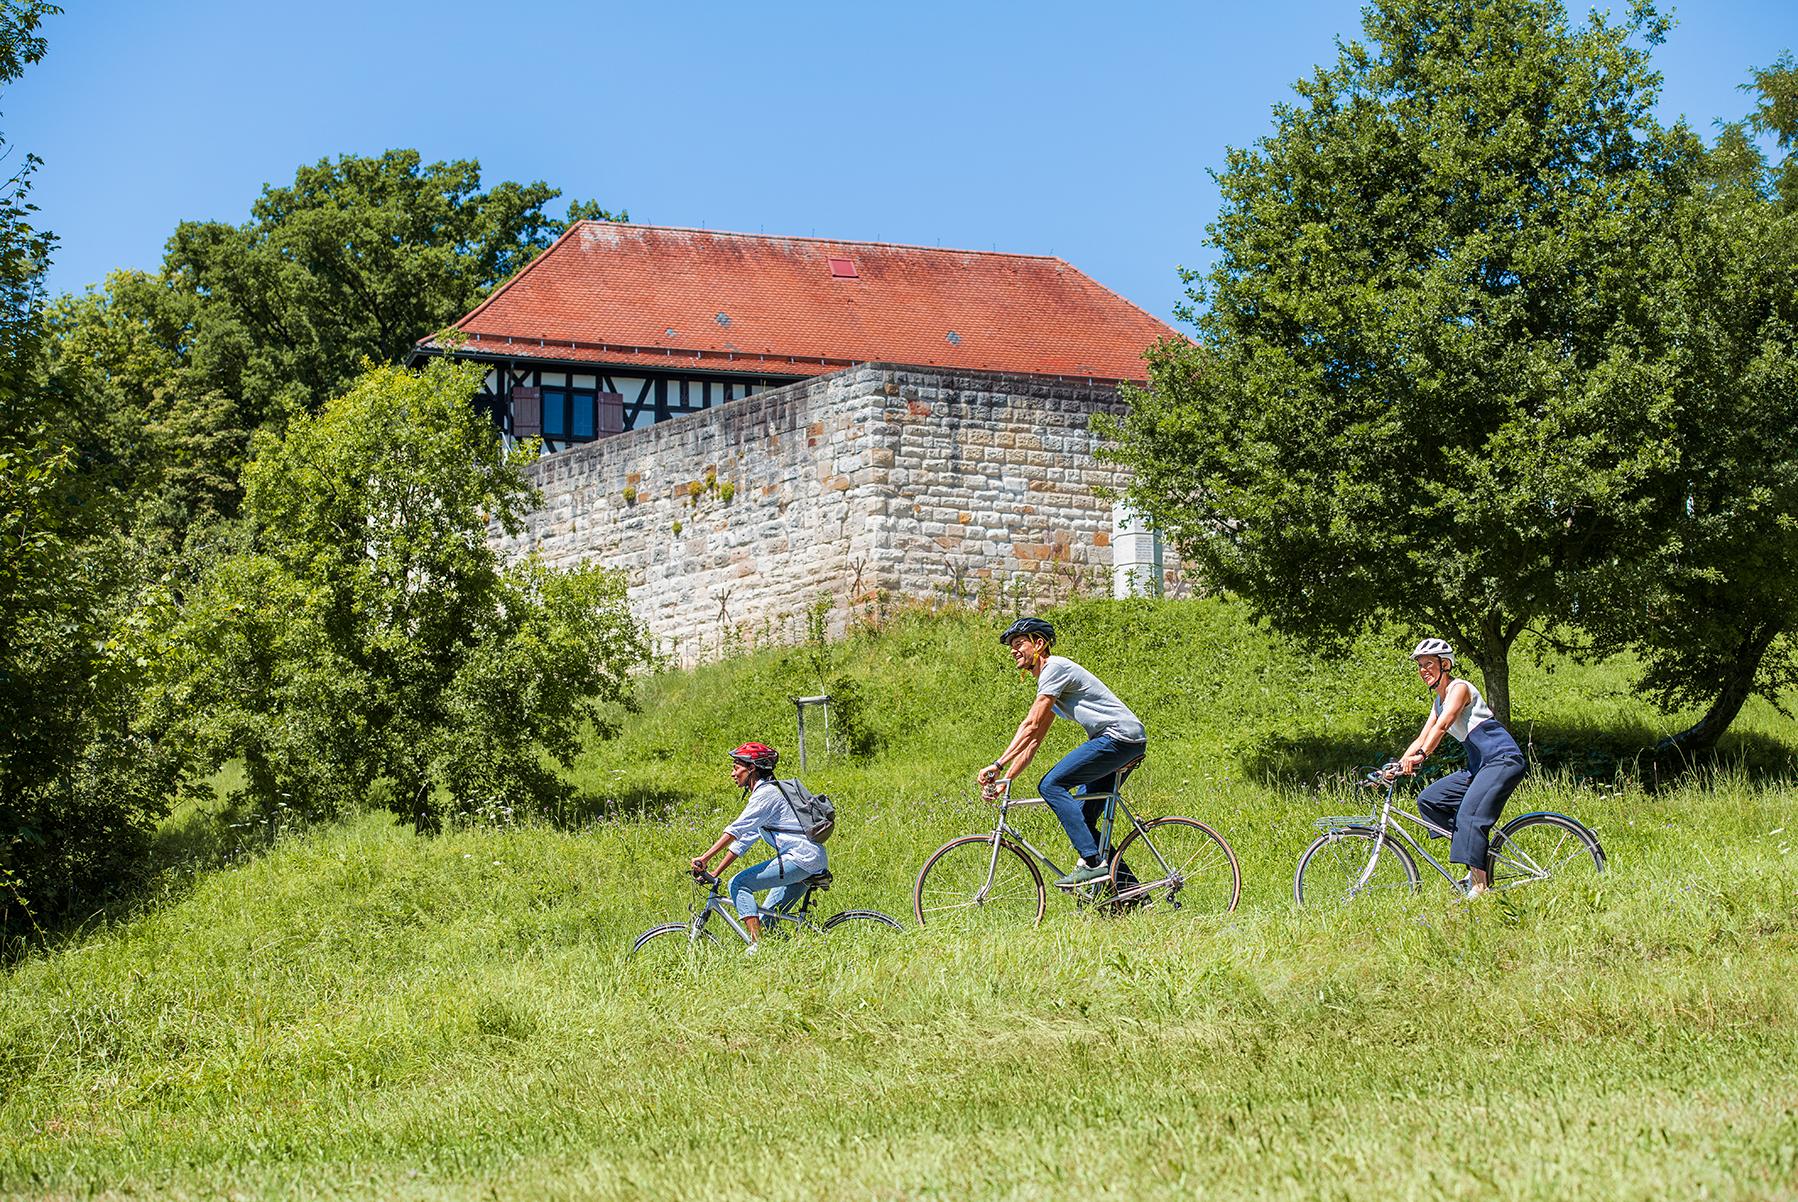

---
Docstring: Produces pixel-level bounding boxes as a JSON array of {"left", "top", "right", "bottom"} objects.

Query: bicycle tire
[
  {"left": 1486, "top": 811, "right": 1605, "bottom": 891},
  {"left": 819, "top": 909, "right": 905, "bottom": 945},
  {"left": 913, "top": 834, "right": 1046, "bottom": 929},
  {"left": 629, "top": 922, "right": 724, "bottom": 962},
  {"left": 1294, "top": 826, "right": 1420, "bottom": 907},
  {"left": 1109, "top": 817, "right": 1241, "bottom": 915}
]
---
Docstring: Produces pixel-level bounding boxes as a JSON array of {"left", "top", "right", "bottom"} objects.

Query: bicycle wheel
[
  {"left": 1486, "top": 812, "right": 1605, "bottom": 892},
  {"left": 1294, "top": 827, "right": 1420, "bottom": 907},
  {"left": 1109, "top": 817, "right": 1241, "bottom": 915},
  {"left": 629, "top": 921, "right": 724, "bottom": 966},
  {"left": 819, "top": 909, "right": 904, "bottom": 951},
  {"left": 913, "top": 835, "right": 1046, "bottom": 929}
]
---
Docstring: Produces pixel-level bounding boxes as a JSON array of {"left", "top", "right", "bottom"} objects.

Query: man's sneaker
[
  {"left": 1055, "top": 859, "right": 1111, "bottom": 889},
  {"left": 744, "top": 941, "right": 760, "bottom": 957}
]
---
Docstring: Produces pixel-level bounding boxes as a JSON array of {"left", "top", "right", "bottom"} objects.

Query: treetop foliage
[
  {"left": 1109, "top": 0, "right": 1698, "bottom": 723},
  {"left": 41, "top": 150, "right": 623, "bottom": 557}
]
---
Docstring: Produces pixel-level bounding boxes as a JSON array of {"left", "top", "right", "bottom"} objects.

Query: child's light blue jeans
[{"left": 729, "top": 854, "right": 823, "bottom": 919}]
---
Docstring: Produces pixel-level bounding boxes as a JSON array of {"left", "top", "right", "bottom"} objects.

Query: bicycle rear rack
[{"left": 1314, "top": 816, "right": 1378, "bottom": 831}]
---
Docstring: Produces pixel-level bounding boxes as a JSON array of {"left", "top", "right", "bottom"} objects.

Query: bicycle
[
  {"left": 912, "top": 758, "right": 1241, "bottom": 928},
  {"left": 630, "top": 867, "right": 902, "bottom": 962},
  {"left": 1293, "top": 763, "right": 1606, "bottom": 906}
]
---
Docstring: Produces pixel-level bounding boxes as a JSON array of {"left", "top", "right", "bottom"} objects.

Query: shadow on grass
[
  {"left": 3, "top": 778, "right": 693, "bottom": 966},
  {"left": 1, "top": 796, "right": 272, "bottom": 965},
  {"left": 1246, "top": 719, "right": 1798, "bottom": 789}
]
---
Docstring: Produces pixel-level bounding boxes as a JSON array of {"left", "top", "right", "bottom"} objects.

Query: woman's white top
[
  {"left": 723, "top": 780, "right": 827, "bottom": 871},
  {"left": 1431, "top": 678, "right": 1495, "bottom": 743}
]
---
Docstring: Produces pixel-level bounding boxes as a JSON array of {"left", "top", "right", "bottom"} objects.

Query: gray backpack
[{"left": 769, "top": 779, "right": 836, "bottom": 844}]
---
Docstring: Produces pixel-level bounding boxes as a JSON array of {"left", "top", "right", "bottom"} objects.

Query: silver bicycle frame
[
  {"left": 972, "top": 779, "right": 1172, "bottom": 903},
  {"left": 687, "top": 885, "right": 822, "bottom": 945},
  {"left": 1324, "top": 779, "right": 1555, "bottom": 892}
]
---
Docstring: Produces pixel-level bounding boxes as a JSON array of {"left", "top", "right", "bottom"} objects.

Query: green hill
[{"left": 3, "top": 599, "right": 1796, "bottom": 1200}]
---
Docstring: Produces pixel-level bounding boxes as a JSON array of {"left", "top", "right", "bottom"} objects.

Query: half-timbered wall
[
  {"left": 461, "top": 357, "right": 803, "bottom": 455},
  {"left": 490, "top": 363, "right": 1187, "bottom": 662}
]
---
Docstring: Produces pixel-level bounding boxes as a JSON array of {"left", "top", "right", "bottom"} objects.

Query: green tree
[
  {"left": 1102, "top": 0, "right": 1695, "bottom": 723},
  {"left": 43, "top": 152, "right": 623, "bottom": 555},
  {"left": 147, "top": 359, "right": 649, "bottom": 831},
  {"left": 2, "top": 1, "right": 181, "bottom": 940},
  {"left": 1579, "top": 73, "right": 1798, "bottom": 755},
  {"left": 160, "top": 150, "right": 619, "bottom": 426},
  {"left": 1746, "top": 52, "right": 1798, "bottom": 209}
]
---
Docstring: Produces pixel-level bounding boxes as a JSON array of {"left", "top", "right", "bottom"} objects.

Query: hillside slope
[{"left": 3, "top": 599, "right": 1796, "bottom": 1200}]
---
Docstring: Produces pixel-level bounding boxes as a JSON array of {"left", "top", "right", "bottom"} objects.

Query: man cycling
[
  {"left": 978, "top": 617, "right": 1146, "bottom": 889},
  {"left": 690, "top": 742, "right": 826, "bottom": 951},
  {"left": 1396, "top": 638, "right": 1528, "bottom": 898}
]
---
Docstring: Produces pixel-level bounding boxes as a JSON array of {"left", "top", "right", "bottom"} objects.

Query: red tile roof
[{"left": 419, "top": 224, "right": 1178, "bottom": 382}]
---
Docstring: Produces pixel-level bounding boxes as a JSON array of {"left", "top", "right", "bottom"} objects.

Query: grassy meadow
[{"left": 3, "top": 599, "right": 1796, "bottom": 1200}]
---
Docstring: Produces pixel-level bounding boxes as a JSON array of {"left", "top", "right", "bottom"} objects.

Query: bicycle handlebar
[
  {"left": 690, "top": 868, "right": 720, "bottom": 887},
  {"left": 1361, "top": 762, "right": 1404, "bottom": 789}
]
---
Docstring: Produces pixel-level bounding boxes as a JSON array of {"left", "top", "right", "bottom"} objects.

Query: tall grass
[{"left": 2, "top": 599, "right": 1795, "bottom": 1200}]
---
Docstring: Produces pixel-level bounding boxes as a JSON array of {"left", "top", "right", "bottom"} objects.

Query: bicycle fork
[
  {"left": 975, "top": 828, "right": 1009, "bottom": 903},
  {"left": 1350, "top": 831, "right": 1386, "bottom": 897}
]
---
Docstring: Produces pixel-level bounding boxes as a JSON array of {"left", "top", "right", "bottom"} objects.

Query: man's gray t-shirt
[{"left": 1036, "top": 656, "right": 1146, "bottom": 743}]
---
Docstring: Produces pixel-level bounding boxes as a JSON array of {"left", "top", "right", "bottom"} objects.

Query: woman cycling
[
  {"left": 690, "top": 742, "right": 826, "bottom": 951},
  {"left": 978, "top": 616, "right": 1146, "bottom": 889},
  {"left": 1396, "top": 638, "right": 1527, "bottom": 898}
]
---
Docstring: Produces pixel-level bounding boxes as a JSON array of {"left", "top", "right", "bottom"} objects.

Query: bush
[{"left": 148, "top": 359, "right": 651, "bottom": 833}]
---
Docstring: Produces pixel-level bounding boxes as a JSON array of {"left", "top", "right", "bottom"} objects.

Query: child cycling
[
  {"left": 690, "top": 742, "right": 826, "bottom": 950},
  {"left": 1395, "top": 638, "right": 1528, "bottom": 898},
  {"left": 978, "top": 617, "right": 1147, "bottom": 889}
]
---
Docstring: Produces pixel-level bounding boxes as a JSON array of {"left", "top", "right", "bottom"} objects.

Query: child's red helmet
[{"left": 728, "top": 742, "right": 779, "bottom": 770}]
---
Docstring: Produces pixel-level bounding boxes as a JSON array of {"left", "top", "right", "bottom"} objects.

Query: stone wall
[{"left": 491, "top": 362, "right": 1182, "bottom": 661}]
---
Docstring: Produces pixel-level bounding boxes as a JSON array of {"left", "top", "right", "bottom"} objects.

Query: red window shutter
[
  {"left": 512, "top": 386, "right": 541, "bottom": 437},
  {"left": 598, "top": 391, "right": 625, "bottom": 435}
]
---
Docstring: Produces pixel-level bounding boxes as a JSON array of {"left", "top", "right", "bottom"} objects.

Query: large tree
[
  {"left": 160, "top": 150, "right": 622, "bottom": 424},
  {"left": 2, "top": 1, "right": 181, "bottom": 940},
  {"left": 1580, "top": 71, "right": 1798, "bottom": 755},
  {"left": 1103, "top": 0, "right": 1696, "bottom": 723},
  {"left": 43, "top": 152, "right": 623, "bottom": 555}
]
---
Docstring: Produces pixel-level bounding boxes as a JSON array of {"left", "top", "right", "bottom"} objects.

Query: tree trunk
[
  {"left": 1469, "top": 618, "right": 1517, "bottom": 728},
  {"left": 1660, "top": 622, "right": 1781, "bottom": 759},
  {"left": 411, "top": 781, "right": 440, "bottom": 837}
]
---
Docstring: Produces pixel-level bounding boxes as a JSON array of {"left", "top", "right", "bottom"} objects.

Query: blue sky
[{"left": 10, "top": 0, "right": 1795, "bottom": 327}]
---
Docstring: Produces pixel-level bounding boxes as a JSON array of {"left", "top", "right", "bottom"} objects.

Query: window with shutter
[
  {"left": 598, "top": 392, "right": 625, "bottom": 435},
  {"left": 512, "top": 386, "right": 542, "bottom": 437}
]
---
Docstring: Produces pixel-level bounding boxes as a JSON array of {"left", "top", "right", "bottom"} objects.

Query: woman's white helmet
[{"left": 1410, "top": 638, "right": 1455, "bottom": 666}]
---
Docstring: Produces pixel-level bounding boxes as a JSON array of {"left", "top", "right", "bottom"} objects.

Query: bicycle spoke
[
  {"left": 1112, "top": 818, "right": 1240, "bottom": 915},
  {"left": 1489, "top": 814, "right": 1603, "bottom": 892},
  {"left": 914, "top": 836, "right": 1046, "bottom": 928},
  {"left": 1295, "top": 829, "right": 1418, "bottom": 907}
]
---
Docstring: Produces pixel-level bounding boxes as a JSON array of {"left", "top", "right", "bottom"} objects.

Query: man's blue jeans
[{"left": 1038, "top": 735, "right": 1146, "bottom": 862}]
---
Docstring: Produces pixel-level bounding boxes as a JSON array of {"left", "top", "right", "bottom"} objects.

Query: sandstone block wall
[{"left": 491, "top": 363, "right": 1183, "bottom": 661}]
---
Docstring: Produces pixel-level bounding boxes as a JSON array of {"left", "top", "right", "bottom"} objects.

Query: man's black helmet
[{"left": 999, "top": 616, "right": 1056, "bottom": 646}]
